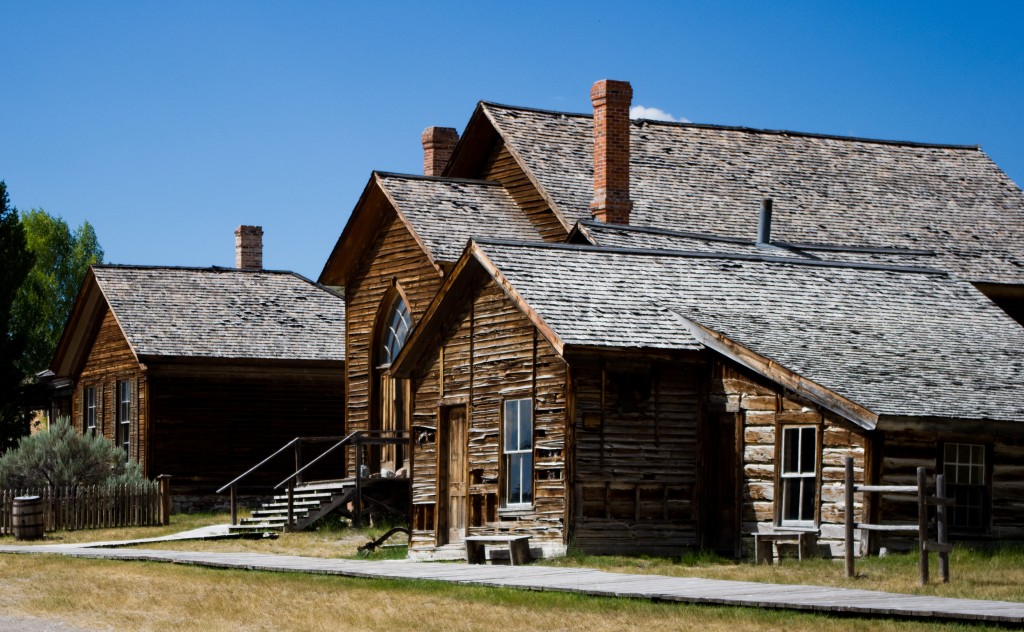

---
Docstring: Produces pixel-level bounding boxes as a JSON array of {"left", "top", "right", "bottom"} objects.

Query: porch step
[{"left": 229, "top": 479, "right": 358, "bottom": 534}]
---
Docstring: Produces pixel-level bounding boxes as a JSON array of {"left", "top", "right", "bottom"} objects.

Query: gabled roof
[
  {"left": 396, "top": 240, "right": 1024, "bottom": 427},
  {"left": 52, "top": 265, "right": 345, "bottom": 376},
  {"left": 318, "top": 172, "right": 542, "bottom": 285},
  {"left": 460, "top": 102, "right": 1024, "bottom": 285}
]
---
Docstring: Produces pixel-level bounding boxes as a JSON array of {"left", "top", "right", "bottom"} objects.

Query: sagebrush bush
[{"left": 0, "top": 416, "right": 147, "bottom": 489}]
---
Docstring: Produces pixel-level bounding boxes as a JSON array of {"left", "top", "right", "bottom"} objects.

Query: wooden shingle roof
[
  {"left": 469, "top": 240, "right": 1024, "bottom": 425},
  {"left": 91, "top": 265, "right": 345, "bottom": 362},
  {"left": 478, "top": 103, "right": 1024, "bottom": 285},
  {"left": 377, "top": 173, "right": 542, "bottom": 264}
]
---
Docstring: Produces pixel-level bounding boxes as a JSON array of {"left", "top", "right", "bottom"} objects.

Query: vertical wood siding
[
  {"left": 480, "top": 142, "right": 567, "bottom": 242},
  {"left": 345, "top": 209, "right": 444, "bottom": 475},
  {"left": 409, "top": 279, "right": 568, "bottom": 552},
  {"left": 570, "top": 359, "right": 703, "bottom": 555}
]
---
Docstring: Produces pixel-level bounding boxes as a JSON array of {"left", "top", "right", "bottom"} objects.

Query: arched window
[{"left": 378, "top": 297, "right": 411, "bottom": 368}]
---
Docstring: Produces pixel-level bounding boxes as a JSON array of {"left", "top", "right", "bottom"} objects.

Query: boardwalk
[{"left": 2, "top": 543, "right": 1023, "bottom": 626}]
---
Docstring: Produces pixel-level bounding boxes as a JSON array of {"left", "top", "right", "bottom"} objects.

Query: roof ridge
[
  {"left": 481, "top": 102, "right": 980, "bottom": 151},
  {"left": 579, "top": 220, "right": 937, "bottom": 255},
  {"left": 93, "top": 264, "right": 298, "bottom": 274},
  {"left": 374, "top": 171, "right": 502, "bottom": 186},
  {"left": 473, "top": 238, "right": 948, "bottom": 276}
]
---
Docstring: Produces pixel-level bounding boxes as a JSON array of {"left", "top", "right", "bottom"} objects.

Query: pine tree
[{"left": 0, "top": 182, "right": 34, "bottom": 450}]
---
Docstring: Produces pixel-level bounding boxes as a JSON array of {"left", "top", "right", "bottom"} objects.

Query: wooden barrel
[{"left": 12, "top": 496, "right": 44, "bottom": 540}]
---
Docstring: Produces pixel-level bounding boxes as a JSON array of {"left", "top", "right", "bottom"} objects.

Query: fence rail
[{"left": 0, "top": 479, "right": 171, "bottom": 534}]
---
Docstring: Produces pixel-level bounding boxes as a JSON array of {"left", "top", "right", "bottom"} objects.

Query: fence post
[
  {"left": 229, "top": 483, "right": 237, "bottom": 526},
  {"left": 354, "top": 441, "right": 363, "bottom": 529},
  {"left": 845, "top": 456, "right": 855, "bottom": 578},
  {"left": 157, "top": 475, "right": 172, "bottom": 526},
  {"left": 917, "top": 467, "right": 928, "bottom": 586},
  {"left": 295, "top": 439, "right": 303, "bottom": 486},
  {"left": 936, "top": 473, "right": 949, "bottom": 583},
  {"left": 286, "top": 481, "right": 295, "bottom": 533}
]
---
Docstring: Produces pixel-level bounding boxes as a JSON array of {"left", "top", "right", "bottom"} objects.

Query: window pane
[
  {"left": 520, "top": 453, "right": 533, "bottom": 504},
  {"left": 504, "top": 400, "right": 518, "bottom": 451},
  {"left": 519, "top": 405, "right": 532, "bottom": 451},
  {"left": 783, "top": 428, "right": 798, "bottom": 473},
  {"left": 801, "top": 477, "right": 815, "bottom": 522},
  {"left": 783, "top": 478, "right": 799, "bottom": 520},
  {"left": 800, "top": 428, "right": 816, "bottom": 474},
  {"left": 508, "top": 454, "right": 522, "bottom": 504}
]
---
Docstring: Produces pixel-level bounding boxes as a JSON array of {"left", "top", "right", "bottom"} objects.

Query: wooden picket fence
[{"left": 0, "top": 481, "right": 169, "bottom": 533}]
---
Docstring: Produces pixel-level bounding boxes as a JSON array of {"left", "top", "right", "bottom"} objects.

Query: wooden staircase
[{"left": 230, "top": 480, "right": 357, "bottom": 533}]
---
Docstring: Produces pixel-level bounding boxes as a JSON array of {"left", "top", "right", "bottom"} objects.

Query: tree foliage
[
  {"left": 0, "top": 181, "right": 34, "bottom": 450},
  {"left": 0, "top": 416, "right": 146, "bottom": 489},
  {"left": 11, "top": 208, "right": 103, "bottom": 375}
]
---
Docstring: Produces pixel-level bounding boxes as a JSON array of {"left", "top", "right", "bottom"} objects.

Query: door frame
[{"left": 436, "top": 402, "right": 469, "bottom": 546}]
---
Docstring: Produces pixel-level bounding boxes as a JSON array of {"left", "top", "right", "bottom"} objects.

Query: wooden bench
[
  {"left": 753, "top": 529, "right": 818, "bottom": 564},
  {"left": 465, "top": 535, "right": 531, "bottom": 565}
]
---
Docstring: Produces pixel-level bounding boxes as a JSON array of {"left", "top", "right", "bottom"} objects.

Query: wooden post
[
  {"left": 936, "top": 473, "right": 949, "bottom": 583},
  {"left": 157, "top": 475, "right": 172, "bottom": 526},
  {"left": 844, "top": 456, "right": 855, "bottom": 578},
  {"left": 294, "top": 439, "right": 303, "bottom": 486},
  {"left": 354, "top": 440, "right": 363, "bottom": 528},
  {"left": 917, "top": 467, "right": 928, "bottom": 586},
  {"left": 229, "top": 483, "right": 237, "bottom": 526},
  {"left": 286, "top": 481, "right": 295, "bottom": 533}
]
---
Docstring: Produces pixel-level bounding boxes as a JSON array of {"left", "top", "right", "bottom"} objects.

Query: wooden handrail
[
  {"left": 273, "top": 430, "right": 409, "bottom": 491},
  {"left": 216, "top": 437, "right": 301, "bottom": 494}
]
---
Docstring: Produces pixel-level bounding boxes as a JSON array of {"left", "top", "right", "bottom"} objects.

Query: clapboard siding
[
  {"left": 480, "top": 141, "right": 567, "bottom": 242},
  {"left": 71, "top": 307, "right": 148, "bottom": 473},
  {"left": 570, "top": 358, "right": 703, "bottom": 555},
  {"left": 345, "top": 206, "right": 443, "bottom": 475},
  {"left": 409, "top": 279, "right": 568, "bottom": 553}
]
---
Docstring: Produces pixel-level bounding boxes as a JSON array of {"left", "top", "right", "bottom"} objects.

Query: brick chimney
[
  {"left": 421, "top": 127, "right": 459, "bottom": 176},
  {"left": 234, "top": 225, "right": 263, "bottom": 270},
  {"left": 590, "top": 79, "right": 633, "bottom": 224}
]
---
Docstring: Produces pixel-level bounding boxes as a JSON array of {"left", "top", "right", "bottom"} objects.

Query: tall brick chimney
[
  {"left": 235, "top": 225, "right": 263, "bottom": 270},
  {"left": 590, "top": 79, "right": 633, "bottom": 224},
  {"left": 421, "top": 127, "right": 459, "bottom": 177}
]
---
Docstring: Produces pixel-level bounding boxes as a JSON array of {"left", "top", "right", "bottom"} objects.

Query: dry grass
[
  {"left": 2, "top": 514, "right": 1020, "bottom": 629},
  {"left": 540, "top": 547, "right": 1024, "bottom": 603},
  {"left": 0, "top": 554, "right": 1000, "bottom": 632}
]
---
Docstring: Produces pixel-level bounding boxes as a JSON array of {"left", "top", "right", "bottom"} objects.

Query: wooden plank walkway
[{"left": 2, "top": 544, "right": 1023, "bottom": 625}]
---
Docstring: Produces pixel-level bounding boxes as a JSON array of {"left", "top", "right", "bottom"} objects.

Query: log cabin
[
  {"left": 319, "top": 79, "right": 1024, "bottom": 558},
  {"left": 51, "top": 227, "right": 346, "bottom": 507}
]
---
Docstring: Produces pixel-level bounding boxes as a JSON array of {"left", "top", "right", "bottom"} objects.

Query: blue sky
[{"left": 2, "top": 1, "right": 1022, "bottom": 280}]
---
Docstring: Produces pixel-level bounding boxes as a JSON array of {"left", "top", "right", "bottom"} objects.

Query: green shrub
[{"left": 0, "top": 416, "right": 147, "bottom": 489}]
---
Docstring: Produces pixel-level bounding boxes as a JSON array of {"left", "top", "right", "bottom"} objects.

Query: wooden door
[
  {"left": 444, "top": 406, "right": 468, "bottom": 544},
  {"left": 703, "top": 411, "right": 739, "bottom": 556}
]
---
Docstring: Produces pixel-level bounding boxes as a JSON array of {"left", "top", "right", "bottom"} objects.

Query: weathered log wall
[
  {"left": 708, "top": 361, "right": 870, "bottom": 558},
  {"left": 570, "top": 358, "right": 703, "bottom": 555},
  {"left": 409, "top": 279, "right": 567, "bottom": 555},
  {"left": 877, "top": 421, "right": 1024, "bottom": 548}
]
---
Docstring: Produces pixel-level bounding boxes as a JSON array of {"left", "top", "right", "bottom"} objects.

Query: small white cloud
[{"left": 629, "top": 105, "right": 689, "bottom": 123}]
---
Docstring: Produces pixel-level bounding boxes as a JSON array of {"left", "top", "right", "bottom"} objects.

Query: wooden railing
[
  {"left": 218, "top": 431, "right": 408, "bottom": 529},
  {"left": 0, "top": 476, "right": 171, "bottom": 533},
  {"left": 844, "top": 456, "right": 951, "bottom": 584}
]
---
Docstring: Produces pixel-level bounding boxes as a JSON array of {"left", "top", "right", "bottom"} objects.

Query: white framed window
[
  {"left": 378, "top": 296, "right": 411, "bottom": 368},
  {"left": 85, "top": 387, "right": 96, "bottom": 436},
  {"left": 943, "top": 443, "right": 987, "bottom": 531},
  {"left": 117, "top": 381, "right": 131, "bottom": 458},
  {"left": 503, "top": 398, "right": 533, "bottom": 508},
  {"left": 780, "top": 426, "right": 817, "bottom": 526}
]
